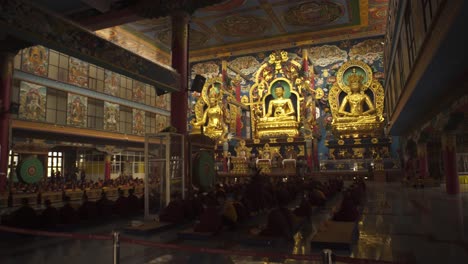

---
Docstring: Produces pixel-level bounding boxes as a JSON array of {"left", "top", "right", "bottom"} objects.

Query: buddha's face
[
  {"left": 209, "top": 97, "right": 216, "bottom": 106},
  {"left": 350, "top": 81, "right": 361, "bottom": 92},
  {"left": 275, "top": 87, "right": 284, "bottom": 97}
]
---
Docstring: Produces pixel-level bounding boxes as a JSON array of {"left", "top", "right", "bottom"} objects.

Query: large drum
[{"left": 17, "top": 157, "right": 44, "bottom": 184}]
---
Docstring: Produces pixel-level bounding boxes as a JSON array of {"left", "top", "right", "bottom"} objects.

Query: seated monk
[
  {"left": 333, "top": 193, "right": 359, "bottom": 222},
  {"left": 308, "top": 188, "right": 327, "bottom": 207},
  {"left": 113, "top": 189, "right": 129, "bottom": 216},
  {"left": 12, "top": 198, "right": 37, "bottom": 229},
  {"left": 159, "top": 197, "right": 185, "bottom": 223},
  {"left": 221, "top": 194, "right": 238, "bottom": 230},
  {"left": 59, "top": 196, "right": 77, "bottom": 225},
  {"left": 40, "top": 199, "right": 59, "bottom": 229},
  {"left": 127, "top": 188, "right": 140, "bottom": 215},
  {"left": 78, "top": 195, "right": 98, "bottom": 222},
  {"left": 293, "top": 197, "right": 312, "bottom": 219},
  {"left": 193, "top": 206, "right": 223, "bottom": 233},
  {"left": 260, "top": 199, "right": 295, "bottom": 240}
]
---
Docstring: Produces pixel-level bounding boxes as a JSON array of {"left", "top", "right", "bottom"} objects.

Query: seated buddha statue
[
  {"left": 260, "top": 86, "right": 296, "bottom": 122},
  {"left": 334, "top": 69, "right": 381, "bottom": 124}
]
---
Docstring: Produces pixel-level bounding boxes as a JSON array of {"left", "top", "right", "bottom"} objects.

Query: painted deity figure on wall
[
  {"left": 22, "top": 46, "right": 48, "bottom": 76},
  {"left": 67, "top": 94, "right": 87, "bottom": 127},
  {"left": 104, "top": 70, "right": 119, "bottom": 96},
  {"left": 133, "top": 109, "right": 145, "bottom": 135},
  {"left": 19, "top": 81, "right": 46, "bottom": 121},
  {"left": 68, "top": 58, "right": 89, "bottom": 88},
  {"left": 104, "top": 102, "right": 119, "bottom": 131}
]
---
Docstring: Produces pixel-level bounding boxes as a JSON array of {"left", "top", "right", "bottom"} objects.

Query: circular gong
[
  {"left": 192, "top": 150, "right": 215, "bottom": 192},
  {"left": 18, "top": 157, "right": 44, "bottom": 184}
]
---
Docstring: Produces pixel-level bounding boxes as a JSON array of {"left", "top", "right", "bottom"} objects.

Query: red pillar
[
  {"left": 170, "top": 11, "right": 189, "bottom": 134},
  {"left": 0, "top": 52, "right": 14, "bottom": 193},
  {"left": 442, "top": 133, "right": 459, "bottom": 194},
  {"left": 417, "top": 142, "right": 428, "bottom": 179}
]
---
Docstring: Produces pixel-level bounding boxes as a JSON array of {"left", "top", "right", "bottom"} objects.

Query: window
[
  {"left": 87, "top": 98, "right": 104, "bottom": 130},
  {"left": 146, "top": 112, "right": 156, "bottom": 133},
  {"left": 46, "top": 88, "right": 67, "bottom": 125},
  {"left": 47, "top": 151, "right": 63, "bottom": 178},
  {"left": 7, "top": 150, "right": 19, "bottom": 181},
  {"left": 119, "top": 106, "right": 132, "bottom": 134}
]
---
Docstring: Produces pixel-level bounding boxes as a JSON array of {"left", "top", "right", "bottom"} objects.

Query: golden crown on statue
[{"left": 348, "top": 69, "right": 364, "bottom": 84}]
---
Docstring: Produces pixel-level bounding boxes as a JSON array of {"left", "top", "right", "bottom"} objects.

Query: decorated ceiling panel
[{"left": 95, "top": 0, "right": 388, "bottom": 63}]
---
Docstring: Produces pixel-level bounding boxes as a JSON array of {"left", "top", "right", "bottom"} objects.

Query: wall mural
[
  {"left": 156, "top": 114, "right": 168, "bottom": 132},
  {"left": 67, "top": 93, "right": 87, "bottom": 127},
  {"left": 19, "top": 81, "right": 47, "bottom": 121},
  {"left": 156, "top": 93, "right": 170, "bottom": 111},
  {"left": 21, "top": 46, "right": 48, "bottom": 77},
  {"left": 104, "top": 102, "right": 119, "bottom": 132},
  {"left": 133, "top": 81, "right": 145, "bottom": 103},
  {"left": 68, "top": 57, "right": 89, "bottom": 88},
  {"left": 104, "top": 70, "right": 120, "bottom": 96},
  {"left": 133, "top": 109, "right": 145, "bottom": 135},
  {"left": 189, "top": 36, "right": 385, "bottom": 154}
]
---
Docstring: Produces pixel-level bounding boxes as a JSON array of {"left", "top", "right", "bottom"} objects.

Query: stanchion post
[
  {"left": 113, "top": 231, "right": 120, "bottom": 264},
  {"left": 321, "top": 249, "right": 334, "bottom": 264}
]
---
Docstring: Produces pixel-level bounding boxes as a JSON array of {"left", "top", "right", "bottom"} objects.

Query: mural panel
[
  {"left": 68, "top": 57, "right": 89, "bottom": 88},
  {"left": 156, "top": 115, "right": 168, "bottom": 132},
  {"left": 19, "top": 81, "right": 46, "bottom": 121},
  {"left": 21, "top": 46, "right": 48, "bottom": 76},
  {"left": 104, "top": 102, "right": 119, "bottom": 132},
  {"left": 67, "top": 93, "right": 87, "bottom": 127},
  {"left": 133, "top": 109, "right": 145, "bottom": 135},
  {"left": 104, "top": 70, "right": 120, "bottom": 96},
  {"left": 133, "top": 81, "right": 145, "bottom": 103}
]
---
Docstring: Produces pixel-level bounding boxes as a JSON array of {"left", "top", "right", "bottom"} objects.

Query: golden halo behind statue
[
  {"left": 201, "top": 76, "right": 223, "bottom": 105},
  {"left": 336, "top": 60, "right": 373, "bottom": 94}
]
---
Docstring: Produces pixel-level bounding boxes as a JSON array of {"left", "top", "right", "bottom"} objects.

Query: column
[
  {"left": 0, "top": 52, "right": 14, "bottom": 193},
  {"left": 417, "top": 141, "right": 428, "bottom": 178},
  {"left": 104, "top": 154, "right": 111, "bottom": 181},
  {"left": 442, "top": 133, "right": 459, "bottom": 194},
  {"left": 170, "top": 10, "right": 190, "bottom": 135}
]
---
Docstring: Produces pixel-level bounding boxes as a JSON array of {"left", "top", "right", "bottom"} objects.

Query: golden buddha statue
[
  {"left": 328, "top": 60, "right": 384, "bottom": 138},
  {"left": 255, "top": 79, "right": 300, "bottom": 138},
  {"left": 334, "top": 69, "right": 380, "bottom": 124},
  {"left": 191, "top": 78, "right": 228, "bottom": 140},
  {"left": 260, "top": 86, "right": 296, "bottom": 122}
]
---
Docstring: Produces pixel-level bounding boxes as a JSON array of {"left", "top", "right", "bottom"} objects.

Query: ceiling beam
[{"left": 75, "top": 8, "right": 143, "bottom": 31}]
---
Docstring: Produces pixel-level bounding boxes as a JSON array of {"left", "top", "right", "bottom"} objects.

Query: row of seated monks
[
  {"left": 1, "top": 188, "right": 143, "bottom": 229},
  {"left": 158, "top": 172, "right": 346, "bottom": 241},
  {"left": 332, "top": 178, "right": 366, "bottom": 222}
]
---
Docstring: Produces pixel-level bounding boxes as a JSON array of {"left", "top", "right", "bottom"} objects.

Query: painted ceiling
[{"left": 34, "top": 0, "right": 388, "bottom": 64}]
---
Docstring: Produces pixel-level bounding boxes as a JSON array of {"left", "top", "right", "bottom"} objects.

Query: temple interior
[{"left": 0, "top": 1, "right": 467, "bottom": 263}]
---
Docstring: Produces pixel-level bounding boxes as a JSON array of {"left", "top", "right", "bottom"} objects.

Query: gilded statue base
[
  {"left": 257, "top": 120, "right": 300, "bottom": 138},
  {"left": 230, "top": 157, "right": 250, "bottom": 174},
  {"left": 256, "top": 159, "right": 272, "bottom": 174},
  {"left": 332, "top": 122, "right": 384, "bottom": 138}
]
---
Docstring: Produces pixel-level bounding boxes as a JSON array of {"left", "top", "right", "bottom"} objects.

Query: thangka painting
[
  {"left": 21, "top": 46, "right": 48, "bottom": 76},
  {"left": 68, "top": 57, "right": 89, "bottom": 88},
  {"left": 156, "top": 115, "right": 168, "bottom": 132},
  {"left": 156, "top": 93, "right": 169, "bottom": 110},
  {"left": 133, "top": 109, "right": 145, "bottom": 135},
  {"left": 104, "top": 102, "right": 119, "bottom": 132},
  {"left": 133, "top": 81, "right": 145, "bottom": 103},
  {"left": 19, "top": 81, "right": 46, "bottom": 121},
  {"left": 67, "top": 93, "right": 87, "bottom": 127},
  {"left": 104, "top": 70, "right": 119, "bottom": 96}
]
